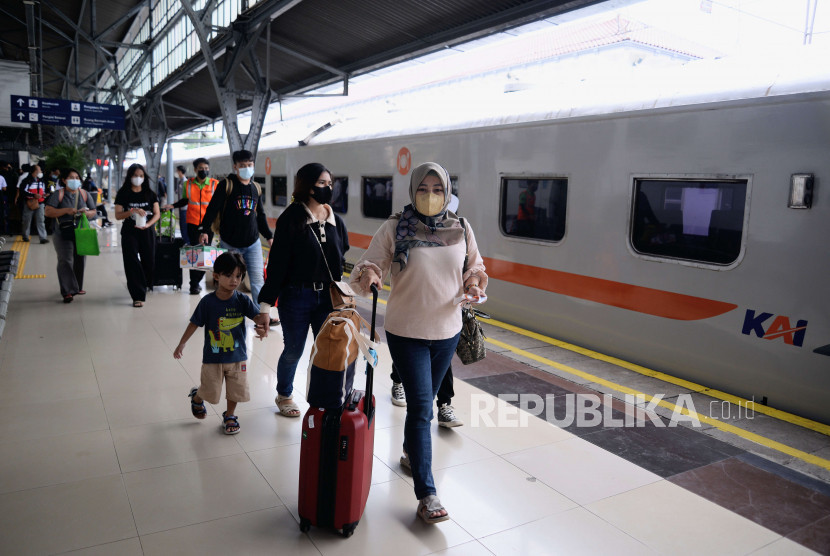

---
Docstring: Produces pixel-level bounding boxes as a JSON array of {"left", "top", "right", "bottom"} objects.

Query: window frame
[
  {"left": 498, "top": 174, "right": 569, "bottom": 244},
  {"left": 627, "top": 173, "right": 752, "bottom": 270}
]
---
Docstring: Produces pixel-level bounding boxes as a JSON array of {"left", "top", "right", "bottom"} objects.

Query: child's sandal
[
  {"left": 187, "top": 387, "right": 207, "bottom": 420},
  {"left": 222, "top": 411, "right": 240, "bottom": 435}
]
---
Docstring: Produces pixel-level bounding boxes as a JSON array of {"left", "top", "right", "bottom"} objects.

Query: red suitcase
[{"left": 298, "top": 285, "right": 378, "bottom": 537}]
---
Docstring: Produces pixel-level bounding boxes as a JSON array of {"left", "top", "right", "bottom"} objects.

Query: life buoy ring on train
[{"left": 397, "top": 147, "right": 411, "bottom": 175}]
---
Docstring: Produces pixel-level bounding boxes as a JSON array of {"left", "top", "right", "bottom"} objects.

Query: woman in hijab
[{"left": 350, "top": 162, "right": 487, "bottom": 524}]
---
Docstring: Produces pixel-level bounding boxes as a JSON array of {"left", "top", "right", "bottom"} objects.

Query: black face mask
[
  {"left": 311, "top": 185, "right": 332, "bottom": 204},
  {"left": 197, "top": 170, "right": 209, "bottom": 180}
]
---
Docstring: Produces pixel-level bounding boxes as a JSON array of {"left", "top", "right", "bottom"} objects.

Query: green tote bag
[{"left": 74, "top": 213, "right": 100, "bottom": 256}]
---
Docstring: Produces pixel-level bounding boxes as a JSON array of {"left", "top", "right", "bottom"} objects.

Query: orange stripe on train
[
  {"left": 482, "top": 257, "right": 737, "bottom": 321},
  {"left": 346, "top": 233, "right": 736, "bottom": 321}
]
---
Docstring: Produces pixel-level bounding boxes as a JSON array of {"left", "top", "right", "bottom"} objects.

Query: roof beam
[
  {"left": 279, "top": 0, "right": 607, "bottom": 97},
  {"left": 39, "top": 0, "right": 142, "bottom": 135},
  {"left": 92, "top": 2, "right": 145, "bottom": 41},
  {"left": 163, "top": 100, "right": 215, "bottom": 122},
  {"left": 260, "top": 38, "right": 347, "bottom": 77}
]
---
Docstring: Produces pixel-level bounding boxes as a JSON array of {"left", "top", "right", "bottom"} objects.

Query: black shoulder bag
[{"left": 456, "top": 217, "right": 488, "bottom": 364}]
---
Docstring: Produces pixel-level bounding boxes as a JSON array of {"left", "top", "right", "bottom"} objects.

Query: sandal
[
  {"left": 222, "top": 411, "right": 240, "bottom": 435},
  {"left": 275, "top": 395, "right": 301, "bottom": 418},
  {"left": 63, "top": 295, "right": 74, "bottom": 304},
  {"left": 187, "top": 387, "right": 207, "bottom": 420},
  {"left": 417, "top": 495, "right": 449, "bottom": 524},
  {"left": 133, "top": 300, "right": 143, "bottom": 307}
]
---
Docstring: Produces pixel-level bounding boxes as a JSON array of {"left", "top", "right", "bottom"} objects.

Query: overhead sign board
[{"left": 9, "top": 95, "right": 125, "bottom": 130}]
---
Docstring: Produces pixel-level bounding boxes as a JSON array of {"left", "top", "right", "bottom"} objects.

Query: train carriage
[{"left": 176, "top": 87, "right": 830, "bottom": 424}]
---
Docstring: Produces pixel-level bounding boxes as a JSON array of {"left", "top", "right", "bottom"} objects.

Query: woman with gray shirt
[{"left": 44, "top": 168, "right": 98, "bottom": 303}]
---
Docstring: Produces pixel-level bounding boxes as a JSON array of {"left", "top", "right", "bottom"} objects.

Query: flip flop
[
  {"left": 276, "top": 395, "right": 301, "bottom": 418},
  {"left": 417, "top": 495, "right": 449, "bottom": 524}
]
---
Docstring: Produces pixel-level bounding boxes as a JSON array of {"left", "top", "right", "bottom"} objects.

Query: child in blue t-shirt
[{"left": 174, "top": 252, "right": 265, "bottom": 434}]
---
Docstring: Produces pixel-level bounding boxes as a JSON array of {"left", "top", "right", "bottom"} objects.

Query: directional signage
[{"left": 10, "top": 95, "right": 125, "bottom": 130}]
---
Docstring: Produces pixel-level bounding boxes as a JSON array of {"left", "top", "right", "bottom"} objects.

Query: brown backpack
[{"left": 305, "top": 307, "right": 378, "bottom": 408}]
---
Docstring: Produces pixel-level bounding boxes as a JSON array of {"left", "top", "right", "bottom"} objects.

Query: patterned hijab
[{"left": 392, "top": 162, "right": 465, "bottom": 271}]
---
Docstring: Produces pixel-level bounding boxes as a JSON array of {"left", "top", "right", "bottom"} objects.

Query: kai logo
[{"left": 742, "top": 310, "right": 807, "bottom": 347}]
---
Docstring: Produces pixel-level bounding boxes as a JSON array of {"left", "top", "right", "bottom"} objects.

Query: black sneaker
[
  {"left": 21, "top": 237, "right": 30, "bottom": 242},
  {"left": 437, "top": 404, "right": 463, "bottom": 428},
  {"left": 40, "top": 238, "right": 50, "bottom": 244},
  {"left": 189, "top": 286, "right": 201, "bottom": 295}
]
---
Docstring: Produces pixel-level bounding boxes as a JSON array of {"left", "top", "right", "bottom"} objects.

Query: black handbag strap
[{"left": 460, "top": 217, "right": 469, "bottom": 274}]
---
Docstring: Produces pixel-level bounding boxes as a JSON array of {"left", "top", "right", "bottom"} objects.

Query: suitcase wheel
[
  {"left": 299, "top": 518, "right": 311, "bottom": 533},
  {"left": 341, "top": 523, "right": 356, "bottom": 538}
]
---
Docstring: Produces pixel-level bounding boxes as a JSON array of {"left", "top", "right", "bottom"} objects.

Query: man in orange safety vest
[{"left": 164, "top": 157, "right": 218, "bottom": 294}]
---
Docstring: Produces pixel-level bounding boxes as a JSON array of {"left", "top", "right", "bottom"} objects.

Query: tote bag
[{"left": 74, "top": 214, "right": 100, "bottom": 256}]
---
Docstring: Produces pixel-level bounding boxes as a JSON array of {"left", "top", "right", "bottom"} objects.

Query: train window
[
  {"left": 449, "top": 176, "right": 460, "bottom": 212},
  {"left": 500, "top": 177, "right": 567, "bottom": 241},
  {"left": 331, "top": 176, "right": 348, "bottom": 214},
  {"left": 362, "top": 176, "right": 393, "bottom": 218},
  {"left": 631, "top": 178, "right": 747, "bottom": 265},
  {"left": 271, "top": 176, "right": 288, "bottom": 206}
]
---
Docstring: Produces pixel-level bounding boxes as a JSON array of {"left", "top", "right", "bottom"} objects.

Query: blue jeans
[
  {"left": 276, "top": 285, "right": 333, "bottom": 398},
  {"left": 178, "top": 209, "right": 189, "bottom": 244},
  {"left": 385, "top": 330, "right": 461, "bottom": 500},
  {"left": 219, "top": 238, "right": 264, "bottom": 311}
]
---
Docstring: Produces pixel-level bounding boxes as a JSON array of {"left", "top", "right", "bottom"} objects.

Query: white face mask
[
  {"left": 237, "top": 166, "right": 254, "bottom": 180},
  {"left": 66, "top": 179, "right": 81, "bottom": 190},
  {"left": 36, "top": 172, "right": 43, "bottom": 179},
  {"left": 415, "top": 192, "right": 445, "bottom": 217},
  {"left": 131, "top": 176, "right": 144, "bottom": 186}
]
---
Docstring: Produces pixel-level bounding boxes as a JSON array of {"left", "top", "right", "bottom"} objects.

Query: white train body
[{"left": 178, "top": 90, "right": 830, "bottom": 423}]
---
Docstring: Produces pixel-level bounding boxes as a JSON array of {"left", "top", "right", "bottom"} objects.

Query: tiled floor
[{"left": 1, "top": 225, "right": 829, "bottom": 555}]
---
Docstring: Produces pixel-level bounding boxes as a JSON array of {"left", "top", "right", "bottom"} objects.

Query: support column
[
  {"left": 166, "top": 140, "right": 175, "bottom": 203},
  {"left": 181, "top": 1, "right": 274, "bottom": 159},
  {"left": 136, "top": 95, "right": 169, "bottom": 201}
]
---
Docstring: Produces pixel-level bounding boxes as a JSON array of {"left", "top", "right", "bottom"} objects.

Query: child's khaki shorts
[{"left": 198, "top": 362, "right": 250, "bottom": 404}]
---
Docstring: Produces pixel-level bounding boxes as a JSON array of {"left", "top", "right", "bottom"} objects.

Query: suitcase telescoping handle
[{"left": 365, "top": 284, "right": 379, "bottom": 421}]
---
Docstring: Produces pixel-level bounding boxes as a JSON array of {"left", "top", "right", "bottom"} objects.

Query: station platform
[{"left": 0, "top": 223, "right": 828, "bottom": 555}]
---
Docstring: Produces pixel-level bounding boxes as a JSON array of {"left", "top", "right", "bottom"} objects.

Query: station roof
[{"left": 1, "top": 0, "right": 609, "bottom": 148}]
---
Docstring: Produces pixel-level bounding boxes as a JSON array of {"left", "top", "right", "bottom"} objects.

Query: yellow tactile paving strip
[{"left": 8, "top": 237, "right": 45, "bottom": 279}]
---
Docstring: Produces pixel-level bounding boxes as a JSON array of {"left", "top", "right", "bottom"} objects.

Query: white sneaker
[
  {"left": 437, "top": 404, "right": 463, "bottom": 428},
  {"left": 391, "top": 381, "right": 407, "bottom": 407}
]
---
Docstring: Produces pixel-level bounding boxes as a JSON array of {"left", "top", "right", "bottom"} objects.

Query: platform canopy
[{"left": 1, "top": 0, "right": 619, "bottom": 152}]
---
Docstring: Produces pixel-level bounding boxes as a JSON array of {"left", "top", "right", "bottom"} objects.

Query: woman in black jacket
[{"left": 257, "top": 163, "right": 349, "bottom": 417}]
